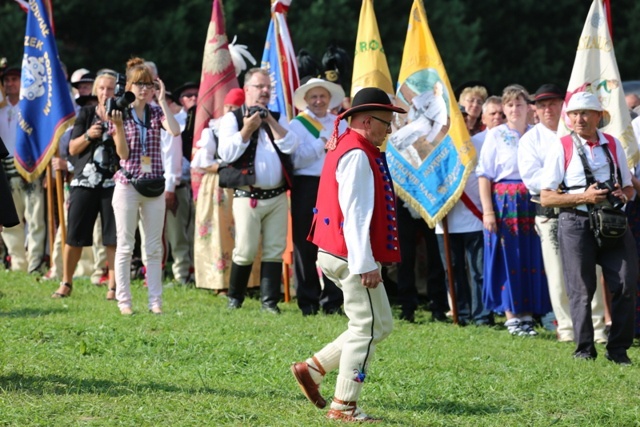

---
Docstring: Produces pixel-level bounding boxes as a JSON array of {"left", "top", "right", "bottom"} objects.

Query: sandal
[
  {"left": 51, "top": 282, "right": 72, "bottom": 299},
  {"left": 106, "top": 287, "right": 116, "bottom": 301}
]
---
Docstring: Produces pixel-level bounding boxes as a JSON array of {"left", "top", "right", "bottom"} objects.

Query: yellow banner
[
  {"left": 351, "top": 0, "right": 393, "bottom": 97},
  {"left": 385, "top": 0, "right": 475, "bottom": 226}
]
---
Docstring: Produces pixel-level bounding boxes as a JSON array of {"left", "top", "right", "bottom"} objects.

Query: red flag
[
  {"left": 191, "top": 0, "right": 239, "bottom": 198},
  {"left": 193, "top": 0, "right": 238, "bottom": 146}
]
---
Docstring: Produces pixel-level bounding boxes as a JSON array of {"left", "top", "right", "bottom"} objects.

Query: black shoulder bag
[{"left": 571, "top": 133, "right": 627, "bottom": 248}]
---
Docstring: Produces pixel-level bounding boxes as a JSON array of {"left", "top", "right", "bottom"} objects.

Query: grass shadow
[
  {"left": 0, "top": 372, "right": 267, "bottom": 399},
  {"left": 0, "top": 307, "right": 69, "bottom": 318},
  {"left": 386, "top": 399, "right": 511, "bottom": 416}
]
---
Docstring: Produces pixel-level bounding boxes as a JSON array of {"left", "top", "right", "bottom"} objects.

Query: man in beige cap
[{"left": 540, "top": 91, "right": 636, "bottom": 365}]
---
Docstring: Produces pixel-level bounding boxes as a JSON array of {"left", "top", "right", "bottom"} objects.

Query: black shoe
[
  {"left": 431, "top": 310, "right": 448, "bottom": 322},
  {"left": 261, "top": 304, "right": 281, "bottom": 314},
  {"left": 322, "top": 306, "right": 343, "bottom": 316},
  {"left": 227, "top": 297, "right": 242, "bottom": 310},
  {"left": 399, "top": 310, "right": 415, "bottom": 323},
  {"left": 300, "top": 305, "right": 319, "bottom": 316},
  {"left": 573, "top": 351, "right": 596, "bottom": 361},
  {"left": 605, "top": 352, "right": 632, "bottom": 366}
]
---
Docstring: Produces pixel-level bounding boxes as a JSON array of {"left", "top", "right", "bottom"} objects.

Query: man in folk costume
[
  {"left": 289, "top": 77, "right": 347, "bottom": 316},
  {"left": 291, "top": 87, "right": 405, "bottom": 422},
  {"left": 217, "top": 68, "right": 298, "bottom": 314},
  {"left": 541, "top": 92, "right": 637, "bottom": 365}
]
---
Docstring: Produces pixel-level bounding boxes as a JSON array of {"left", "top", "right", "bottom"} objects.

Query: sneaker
[
  {"left": 518, "top": 320, "right": 538, "bottom": 337},
  {"left": 505, "top": 318, "right": 522, "bottom": 335}
]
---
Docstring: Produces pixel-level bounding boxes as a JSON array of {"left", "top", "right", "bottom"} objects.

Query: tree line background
[{"left": 1, "top": 0, "right": 639, "bottom": 97}]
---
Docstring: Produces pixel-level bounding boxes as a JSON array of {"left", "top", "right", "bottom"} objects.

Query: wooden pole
[
  {"left": 45, "top": 164, "right": 55, "bottom": 268},
  {"left": 441, "top": 217, "right": 459, "bottom": 325},
  {"left": 54, "top": 168, "right": 66, "bottom": 244}
]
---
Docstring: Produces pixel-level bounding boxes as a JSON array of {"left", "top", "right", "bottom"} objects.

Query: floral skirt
[
  {"left": 483, "top": 180, "right": 551, "bottom": 315},
  {"left": 193, "top": 173, "right": 260, "bottom": 290}
]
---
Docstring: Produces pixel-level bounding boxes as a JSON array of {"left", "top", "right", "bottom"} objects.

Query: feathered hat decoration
[{"left": 228, "top": 35, "right": 257, "bottom": 77}]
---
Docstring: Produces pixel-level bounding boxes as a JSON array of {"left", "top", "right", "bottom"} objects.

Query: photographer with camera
[
  {"left": 110, "top": 58, "right": 180, "bottom": 315},
  {"left": 51, "top": 71, "right": 121, "bottom": 300},
  {"left": 541, "top": 92, "right": 637, "bottom": 365},
  {"left": 217, "top": 68, "right": 298, "bottom": 314}
]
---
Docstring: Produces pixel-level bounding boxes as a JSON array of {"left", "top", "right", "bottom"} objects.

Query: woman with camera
[
  {"left": 110, "top": 57, "right": 179, "bottom": 315},
  {"left": 51, "top": 71, "right": 120, "bottom": 300}
]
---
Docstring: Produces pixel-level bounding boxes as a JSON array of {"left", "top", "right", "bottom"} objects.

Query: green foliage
[
  {"left": 0, "top": 0, "right": 639, "bottom": 96},
  {"left": 1, "top": 272, "right": 640, "bottom": 426}
]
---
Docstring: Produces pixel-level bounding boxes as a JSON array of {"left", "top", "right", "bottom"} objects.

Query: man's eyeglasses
[
  {"left": 249, "top": 84, "right": 272, "bottom": 91},
  {"left": 181, "top": 92, "right": 198, "bottom": 98},
  {"left": 370, "top": 115, "right": 392, "bottom": 130},
  {"left": 133, "top": 82, "right": 155, "bottom": 89}
]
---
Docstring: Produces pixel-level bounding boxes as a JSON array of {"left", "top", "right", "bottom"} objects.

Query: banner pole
[
  {"left": 45, "top": 164, "right": 55, "bottom": 268},
  {"left": 55, "top": 167, "right": 66, "bottom": 244},
  {"left": 441, "top": 217, "right": 459, "bottom": 325}
]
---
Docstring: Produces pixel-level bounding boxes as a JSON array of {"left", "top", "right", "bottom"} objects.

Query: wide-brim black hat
[
  {"left": 174, "top": 81, "right": 199, "bottom": 99},
  {"left": 533, "top": 83, "right": 564, "bottom": 102},
  {"left": 339, "top": 87, "right": 405, "bottom": 119},
  {"left": 76, "top": 95, "right": 98, "bottom": 107}
]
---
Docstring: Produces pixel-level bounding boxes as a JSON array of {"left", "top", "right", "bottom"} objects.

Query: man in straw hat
[
  {"left": 289, "top": 77, "right": 347, "bottom": 316},
  {"left": 291, "top": 87, "right": 405, "bottom": 422},
  {"left": 540, "top": 91, "right": 636, "bottom": 365}
]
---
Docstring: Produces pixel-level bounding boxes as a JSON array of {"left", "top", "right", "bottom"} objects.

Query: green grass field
[{"left": 0, "top": 271, "right": 639, "bottom": 426}]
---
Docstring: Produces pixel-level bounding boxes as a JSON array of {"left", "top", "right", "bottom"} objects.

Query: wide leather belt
[{"left": 234, "top": 185, "right": 286, "bottom": 200}]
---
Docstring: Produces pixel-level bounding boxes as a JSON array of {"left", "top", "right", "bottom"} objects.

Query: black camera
[
  {"left": 105, "top": 73, "right": 135, "bottom": 117},
  {"left": 596, "top": 180, "right": 625, "bottom": 209},
  {"left": 247, "top": 105, "right": 268, "bottom": 119}
]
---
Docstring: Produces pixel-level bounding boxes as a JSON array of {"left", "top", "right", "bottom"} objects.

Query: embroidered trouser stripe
[{"left": 315, "top": 252, "right": 393, "bottom": 402}]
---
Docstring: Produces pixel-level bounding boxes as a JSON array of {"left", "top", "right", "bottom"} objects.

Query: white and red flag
[
  {"left": 260, "top": 0, "right": 299, "bottom": 121},
  {"left": 559, "top": 0, "right": 638, "bottom": 167}
]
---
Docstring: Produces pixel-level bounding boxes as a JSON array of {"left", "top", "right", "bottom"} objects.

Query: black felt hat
[
  {"left": 339, "top": 87, "right": 405, "bottom": 119},
  {"left": 533, "top": 83, "right": 565, "bottom": 102},
  {"left": 174, "top": 81, "right": 199, "bottom": 99}
]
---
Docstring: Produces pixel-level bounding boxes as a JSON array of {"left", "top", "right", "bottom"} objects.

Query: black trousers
[
  {"left": 291, "top": 175, "right": 343, "bottom": 313},
  {"left": 396, "top": 202, "right": 448, "bottom": 313}
]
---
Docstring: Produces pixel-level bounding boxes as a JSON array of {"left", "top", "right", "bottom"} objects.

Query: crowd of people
[
  {"left": 1, "top": 54, "right": 640, "bottom": 420},
  {"left": 0, "top": 64, "right": 640, "bottom": 338}
]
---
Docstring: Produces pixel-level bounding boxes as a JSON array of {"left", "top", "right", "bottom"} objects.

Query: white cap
[
  {"left": 566, "top": 91, "right": 604, "bottom": 112},
  {"left": 70, "top": 68, "right": 90, "bottom": 84}
]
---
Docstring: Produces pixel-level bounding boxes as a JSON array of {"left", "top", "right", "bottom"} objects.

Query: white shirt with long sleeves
[
  {"left": 336, "top": 149, "right": 377, "bottom": 275},
  {"left": 160, "top": 109, "right": 185, "bottom": 192},
  {"left": 0, "top": 102, "right": 19, "bottom": 157},
  {"left": 217, "top": 109, "right": 298, "bottom": 189},
  {"left": 289, "top": 109, "right": 347, "bottom": 176},
  {"left": 518, "top": 122, "right": 558, "bottom": 195}
]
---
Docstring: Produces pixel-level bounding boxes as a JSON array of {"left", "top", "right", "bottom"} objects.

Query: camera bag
[
  {"left": 122, "top": 170, "right": 165, "bottom": 198},
  {"left": 570, "top": 133, "right": 627, "bottom": 248}
]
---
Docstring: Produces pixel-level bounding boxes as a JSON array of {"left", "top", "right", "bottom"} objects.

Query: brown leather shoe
[
  {"left": 291, "top": 362, "right": 326, "bottom": 409},
  {"left": 326, "top": 407, "right": 381, "bottom": 423}
]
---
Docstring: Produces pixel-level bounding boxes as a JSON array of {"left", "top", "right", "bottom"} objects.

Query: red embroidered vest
[{"left": 308, "top": 129, "right": 401, "bottom": 263}]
